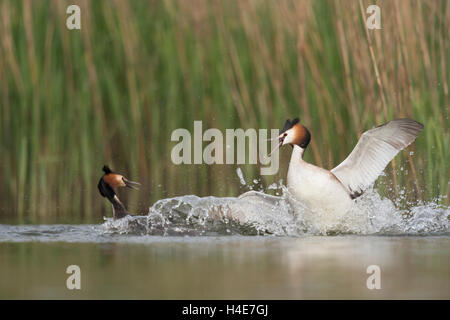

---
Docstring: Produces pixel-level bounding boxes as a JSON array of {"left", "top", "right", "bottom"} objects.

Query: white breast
[{"left": 287, "top": 146, "right": 353, "bottom": 219}]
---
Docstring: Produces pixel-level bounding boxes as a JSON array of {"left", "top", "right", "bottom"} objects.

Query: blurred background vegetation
[{"left": 0, "top": 0, "right": 448, "bottom": 223}]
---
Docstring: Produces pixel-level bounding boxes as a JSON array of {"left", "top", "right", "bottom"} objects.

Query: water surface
[
  {"left": 1, "top": 190, "right": 449, "bottom": 299},
  {"left": 1, "top": 225, "right": 449, "bottom": 299}
]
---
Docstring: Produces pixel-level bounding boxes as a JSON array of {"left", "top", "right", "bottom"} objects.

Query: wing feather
[{"left": 331, "top": 119, "right": 423, "bottom": 198}]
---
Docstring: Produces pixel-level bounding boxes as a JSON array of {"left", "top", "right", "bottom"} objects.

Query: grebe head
[
  {"left": 98, "top": 165, "right": 140, "bottom": 200},
  {"left": 270, "top": 118, "right": 311, "bottom": 154}
]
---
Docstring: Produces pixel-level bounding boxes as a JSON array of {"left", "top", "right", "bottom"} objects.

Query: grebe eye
[{"left": 284, "top": 133, "right": 287, "bottom": 137}]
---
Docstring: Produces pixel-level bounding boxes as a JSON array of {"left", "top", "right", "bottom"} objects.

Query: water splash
[
  {"left": 236, "top": 167, "right": 246, "bottom": 186},
  {"left": 101, "top": 185, "right": 449, "bottom": 237}
]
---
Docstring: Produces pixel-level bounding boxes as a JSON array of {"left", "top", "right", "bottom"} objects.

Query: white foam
[{"left": 101, "top": 185, "right": 449, "bottom": 236}]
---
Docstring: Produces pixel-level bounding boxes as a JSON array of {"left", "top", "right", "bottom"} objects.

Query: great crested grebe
[
  {"left": 270, "top": 118, "right": 423, "bottom": 215},
  {"left": 97, "top": 165, "right": 140, "bottom": 219}
]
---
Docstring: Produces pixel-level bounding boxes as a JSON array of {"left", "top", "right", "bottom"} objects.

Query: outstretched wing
[{"left": 331, "top": 119, "right": 423, "bottom": 198}]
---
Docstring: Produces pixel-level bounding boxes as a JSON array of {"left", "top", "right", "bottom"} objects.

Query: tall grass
[{"left": 0, "top": 0, "right": 448, "bottom": 222}]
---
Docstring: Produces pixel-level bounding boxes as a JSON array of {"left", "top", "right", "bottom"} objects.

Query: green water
[{"left": 1, "top": 236, "right": 449, "bottom": 299}]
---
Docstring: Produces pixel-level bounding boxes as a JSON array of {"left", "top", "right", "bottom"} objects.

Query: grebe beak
[
  {"left": 269, "top": 133, "right": 286, "bottom": 156},
  {"left": 123, "top": 178, "right": 140, "bottom": 190},
  {"left": 268, "top": 118, "right": 299, "bottom": 156}
]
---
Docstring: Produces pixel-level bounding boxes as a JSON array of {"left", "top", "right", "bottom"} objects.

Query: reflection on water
[{"left": 0, "top": 236, "right": 449, "bottom": 299}]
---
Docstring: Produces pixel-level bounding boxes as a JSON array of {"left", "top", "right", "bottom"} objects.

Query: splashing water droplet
[{"left": 236, "top": 167, "right": 246, "bottom": 186}]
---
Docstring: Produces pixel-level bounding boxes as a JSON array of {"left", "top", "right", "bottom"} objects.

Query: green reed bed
[{"left": 0, "top": 0, "right": 448, "bottom": 222}]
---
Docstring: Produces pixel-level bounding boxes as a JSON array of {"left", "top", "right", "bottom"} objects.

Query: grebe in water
[{"left": 97, "top": 165, "right": 140, "bottom": 219}]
